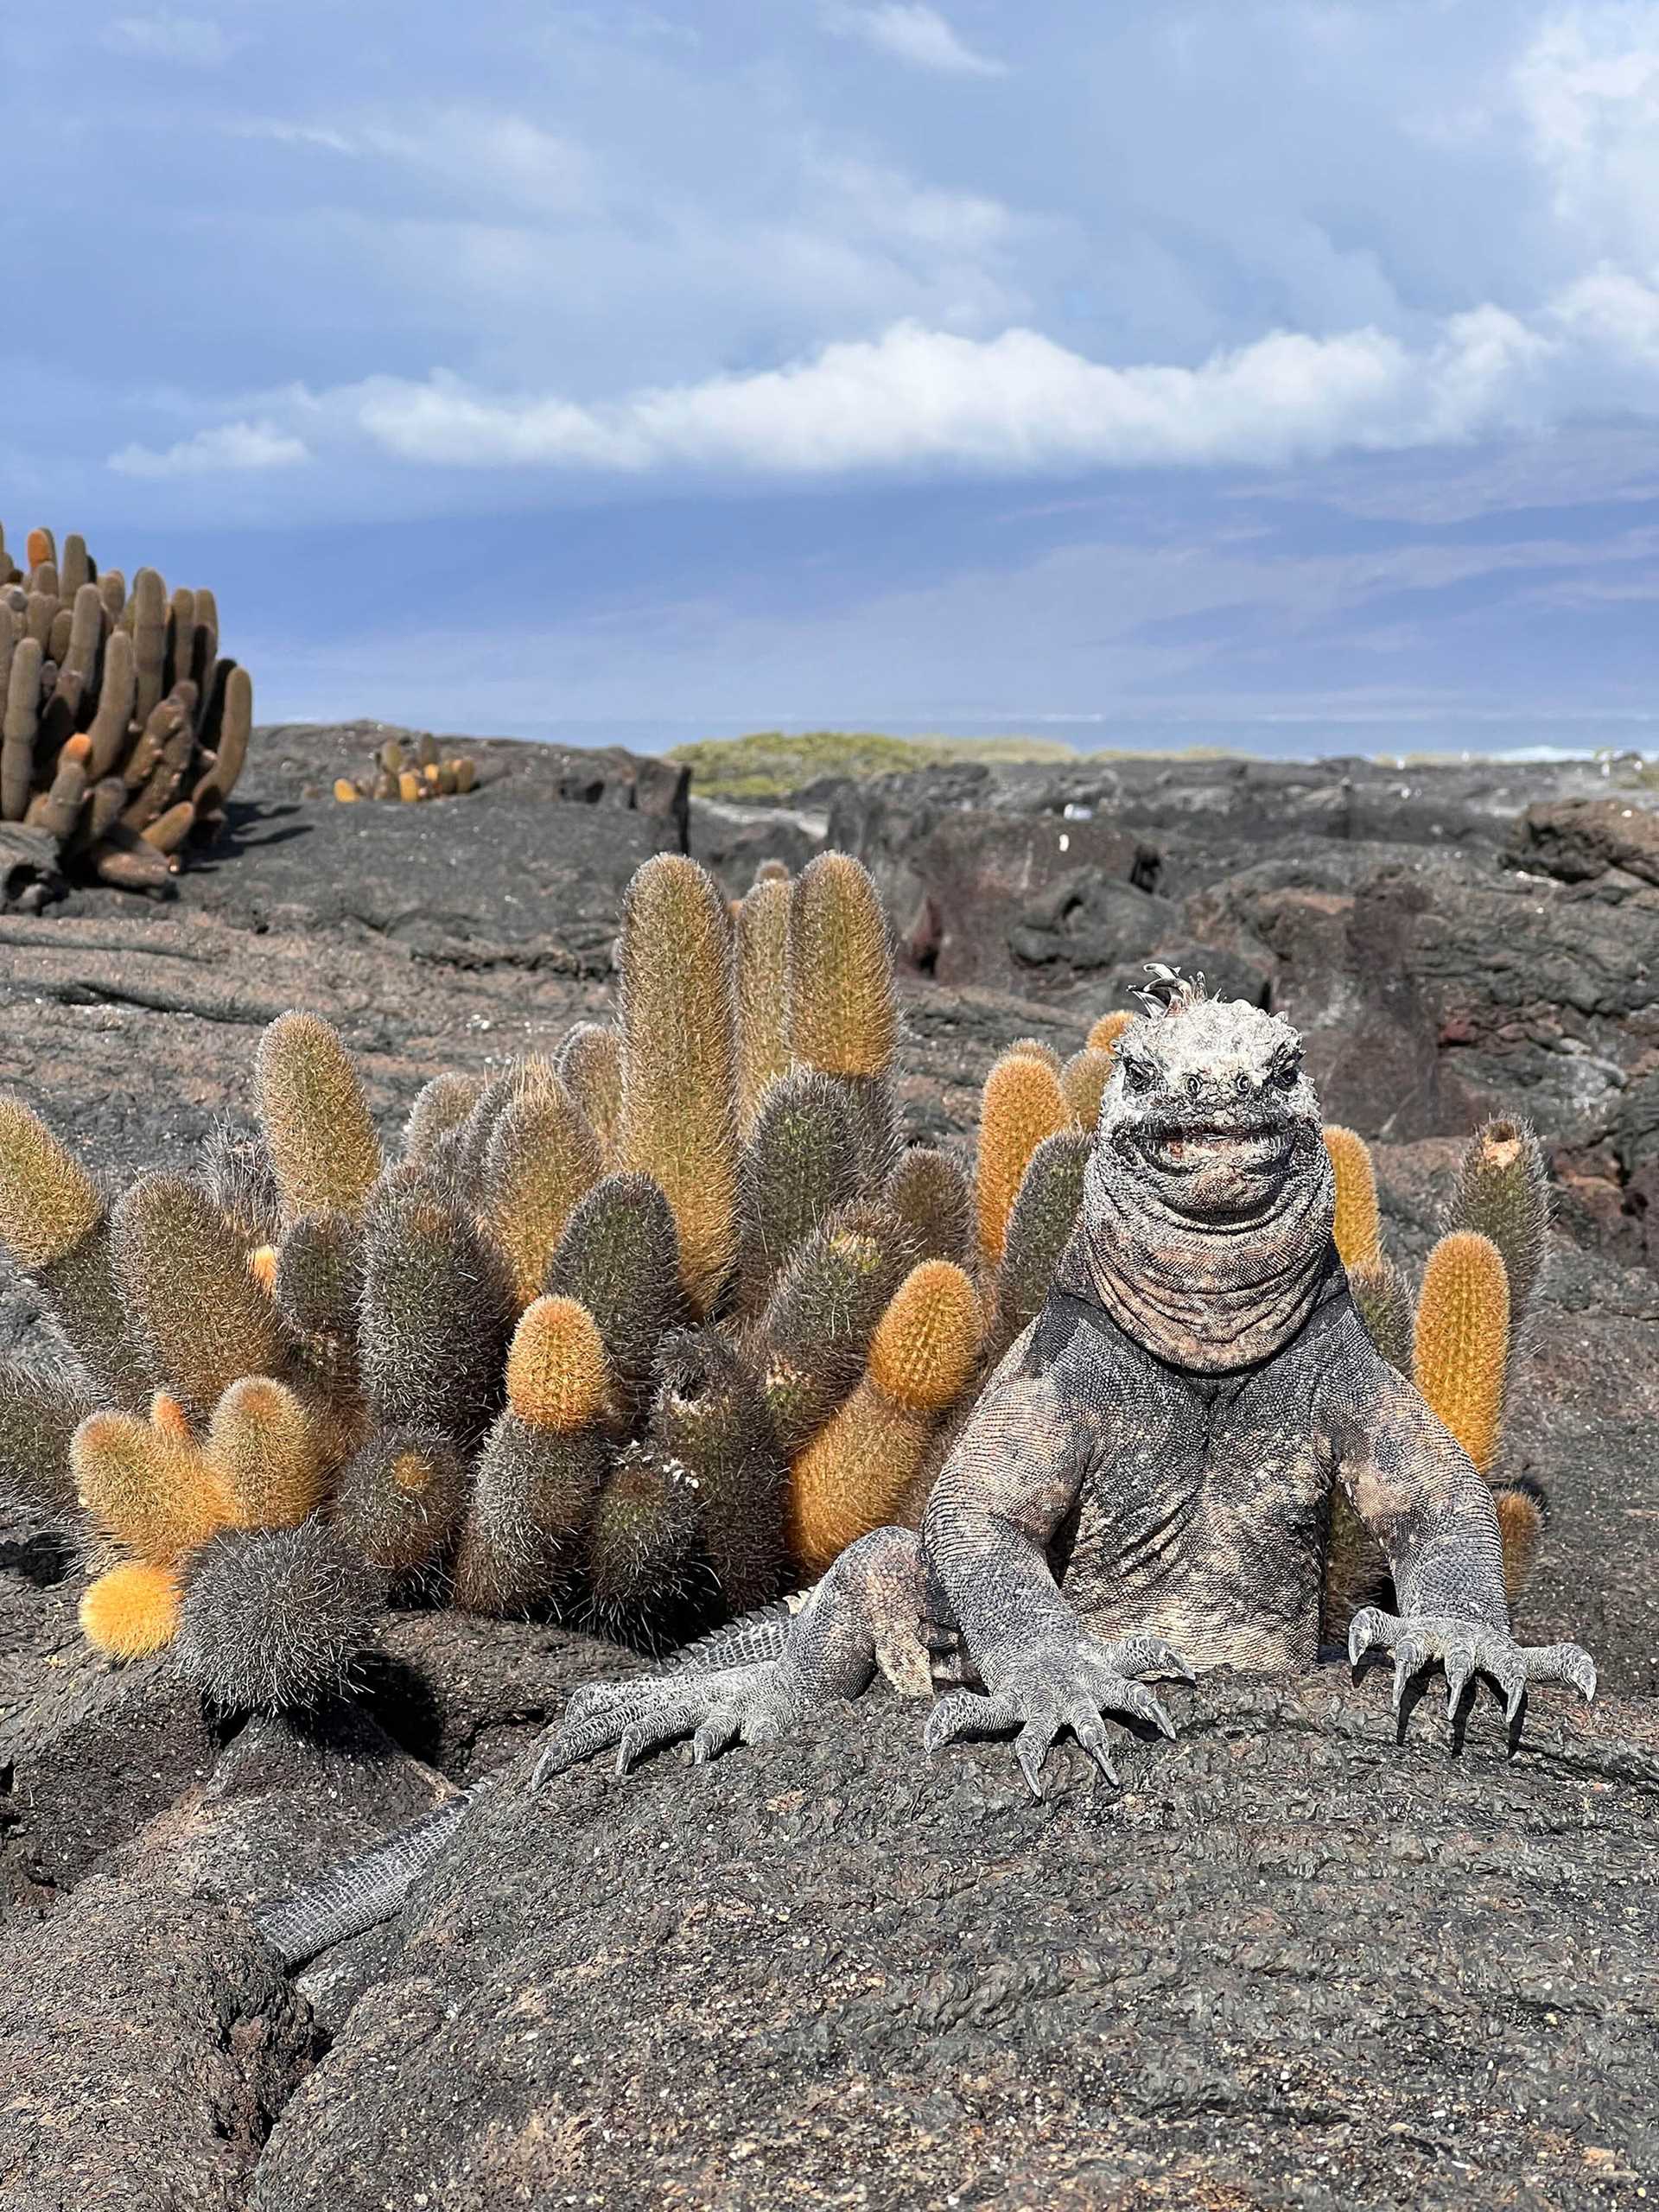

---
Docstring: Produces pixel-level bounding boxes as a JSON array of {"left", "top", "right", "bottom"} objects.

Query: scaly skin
[{"left": 533, "top": 979, "right": 1595, "bottom": 1802}]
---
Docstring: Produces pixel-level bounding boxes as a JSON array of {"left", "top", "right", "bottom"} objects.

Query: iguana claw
[
  {"left": 531, "top": 1659, "right": 808, "bottom": 1789},
  {"left": 1348, "top": 1606, "right": 1597, "bottom": 1729},
  {"left": 922, "top": 1631, "right": 1193, "bottom": 1799}
]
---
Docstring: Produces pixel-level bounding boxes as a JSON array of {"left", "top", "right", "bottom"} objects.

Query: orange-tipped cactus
[
  {"left": 1059, "top": 1046, "right": 1116, "bottom": 1132},
  {"left": 1413, "top": 1230, "right": 1510, "bottom": 1476},
  {"left": 505, "top": 1296, "right": 611, "bottom": 1432},
  {"left": 1323, "top": 1125, "right": 1382, "bottom": 1270},
  {"left": 484, "top": 1085, "right": 603, "bottom": 1307},
  {"left": 788, "top": 1259, "right": 978, "bottom": 1573},
  {"left": 1087, "top": 1010, "right": 1134, "bottom": 1055},
  {"left": 79, "top": 1561, "right": 183, "bottom": 1661},
  {"left": 615, "top": 855, "right": 740, "bottom": 1318},
  {"left": 207, "top": 1377, "right": 323, "bottom": 1529},
  {"left": 1493, "top": 1480, "right": 1547, "bottom": 1608},
  {"left": 72, "top": 1411, "right": 232, "bottom": 1562},
  {"left": 254, "top": 1011, "right": 383, "bottom": 1225},
  {"left": 976, "top": 1050, "right": 1071, "bottom": 1271},
  {"left": 787, "top": 854, "right": 898, "bottom": 1083}
]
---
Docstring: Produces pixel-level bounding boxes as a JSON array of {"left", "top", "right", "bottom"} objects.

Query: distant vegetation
[{"left": 668, "top": 728, "right": 1079, "bottom": 803}]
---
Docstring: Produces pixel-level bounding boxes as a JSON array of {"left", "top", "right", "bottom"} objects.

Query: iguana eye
[{"left": 1270, "top": 1054, "right": 1302, "bottom": 1091}]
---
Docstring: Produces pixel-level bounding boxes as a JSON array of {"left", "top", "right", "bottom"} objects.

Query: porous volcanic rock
[
  {"left": 0, "top": 1877, "right": 315, "bottom": 2211},
  {"left": 251, "top": 1674, "right": 1658, "bottom": 2212}
]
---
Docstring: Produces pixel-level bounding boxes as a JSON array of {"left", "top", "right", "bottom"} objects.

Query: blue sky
[{"left": 7, "top": 2, "right": 1659, "bottom": 749}]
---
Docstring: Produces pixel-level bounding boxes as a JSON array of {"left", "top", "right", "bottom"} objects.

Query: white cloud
[
  {"left": 102, "top": 14, "right": 233, "bottom": 66},
  {"left": 270, "top": 301, "right": 1567, "bottom": 478},
  {"left": 109, "top": 419, "right": 311, "bottom": 478},
  {"left": 822, "top": 3, "right": 1005, "bottom": 77}
]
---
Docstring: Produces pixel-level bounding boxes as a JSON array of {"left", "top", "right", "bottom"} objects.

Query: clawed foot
[
  {"left": 1348, "top": 1606, "right": 1597, "bottom": 1731},
  {"left": 530, "top": 1659, "right": 809, "bottom": 1789},
  {"left": 923, "top": 1632, "right": 1195, "bottom": 1799}
]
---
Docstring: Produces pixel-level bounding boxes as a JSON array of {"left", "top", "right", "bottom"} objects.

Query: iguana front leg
[
  {"left": 529, "top": 1523, "right": 926, "bottom": 1787},
  {"left": 1327, "top": 1340, "right": 1596, "bottom": 1726},
  {"left": 921, "top": 1363, "right": 1194, "bottom": 1797}
]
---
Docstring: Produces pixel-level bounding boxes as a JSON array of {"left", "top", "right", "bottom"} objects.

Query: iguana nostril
[
  {"left": 1234, "top": 1071, "right": 1251, "bottom": 1094},
  {"left": 1185, "top": 1074, "right": 1203, "bottom": 1098}
]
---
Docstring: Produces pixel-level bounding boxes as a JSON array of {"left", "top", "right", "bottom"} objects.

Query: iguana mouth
[{"left": 1134, "top": 1120, "right": 1294, "bottom": 1177}]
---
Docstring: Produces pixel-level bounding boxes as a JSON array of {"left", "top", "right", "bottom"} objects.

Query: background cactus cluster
[
  {"left": 0, "top": 848, "right": 1557, "bottom": 1710},
  {"left": 334, "top": 733, "right": 477, "bottom": 806},
  {"left": 1320, "top": 1119, "right": 1552, "bottom": 1637},
  {"left": 0, "top": 522, "right": 253, "bottom": 892}
]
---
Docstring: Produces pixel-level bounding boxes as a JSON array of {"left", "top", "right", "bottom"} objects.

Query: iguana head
[
  {"left": 1070, "top": 973, "right": 1338, "bottom": 1372},
  {"left": 1099, "top": 975, "right": 1325, "bottom": 1227}
]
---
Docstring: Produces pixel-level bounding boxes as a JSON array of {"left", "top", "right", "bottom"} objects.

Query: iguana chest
[{"left": 1052, "top": 1350, "right": 1333, "bottom": 1672}]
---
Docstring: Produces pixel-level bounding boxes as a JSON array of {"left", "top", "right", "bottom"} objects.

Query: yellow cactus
[
  {"left": 79, "top": 1561, "right": 182, "bottom": 1661},
  {"left": 0, "top": 1096, "right": 103, "bottom": 1269},
  {"left": 866, "top": 1260, "right": 980, "bottom": 1413},
  {"left": 1413, "top": 1230, "right": 1510, "bottom": 1476},
  {"left": 615, "top": 855, "right": 740, "bottom": 1318},
  {"left": 1060, "top": 1046, "right": 1116, "bottom": 1131},
  {"left": 1006, "top": 1037, "right": 1062, "bottom": 1074},
  {"left": 505, "top": 1296, "right": 610, "bottom": 1433},
  {"left": 255, "top": 1011, "right": 382, "bottom": 1224},
  {"left": 207, "top": 1377, "right": 324, "bottom": 1529},
  {"left": 787, "top": 1260, "right": 977, "bottom": 1573},
  {"left": 485, "top": 1086, "right": 603, "bottom": 1306},
  {"left": 149, "top": 1391, "right": 194, "bottom": 1441},
  {"left": 248, "top": 1244, "right": 278, "bottom": 1292},
  {"left": 1494, "top": 1484, "right": 1545, "bottom": 1608},
  {"left": 735, "top": 877, "right": 792, "bottom": 1129},
  {"left": 1087, "top": 1010, "right": 1135, "bottom": 1055},
  {"left": 976, "top": 1051, "right": 1071, "bottom": 1270},
  {"left": 73, "top": 1411, "right": 233, "bottom": 1562},
  {"left": 787, "top": 853, "right": 898, "bottom": 1081},
  {"left": 1323, "top": 1125, "right": 1382, "bottom": 1270}
]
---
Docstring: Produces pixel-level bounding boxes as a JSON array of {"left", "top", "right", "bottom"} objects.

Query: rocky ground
[{"left": 1, "top": 723, "right": 1656, "bottom": 2208}]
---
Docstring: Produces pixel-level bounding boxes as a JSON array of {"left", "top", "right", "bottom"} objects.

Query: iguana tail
[
  {"left": 253, "top": 1598, "right": 807, "bottom": 1972},
  {"left": 257, "top": 1783, "right": 486, "bottom": 1970}
]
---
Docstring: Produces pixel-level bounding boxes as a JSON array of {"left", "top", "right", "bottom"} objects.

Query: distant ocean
[{"left": 482, "top": 715, "right": 1657, "bottom": 766}]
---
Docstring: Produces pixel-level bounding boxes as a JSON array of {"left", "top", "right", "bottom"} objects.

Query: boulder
[
  {"left": 0, "top": 1877, "right": 314, "bottom": 2211},
  {"left": 251, "top": 1673, "right": 1659, "bottom": 2211}
]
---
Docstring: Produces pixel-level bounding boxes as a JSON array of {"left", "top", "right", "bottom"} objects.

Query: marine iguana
[{"left": 257, "top": 982, "right": 1597, "bottom": 1969}]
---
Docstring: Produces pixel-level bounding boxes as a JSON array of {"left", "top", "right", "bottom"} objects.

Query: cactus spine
[
  {"left": 453, "top": 1298, "right": 612, "bottom": 1612},
  {"left": 111, "top": 1174, "right": 288, "bottom": 1426},
  {"left": 1412, "top": 1230, "right": 1510, "bottom": 1477},
  {"left": 256, "top": 1012, "right": 383, "bottom": 1224},
  {"left": 885, "top": 1144, "right": 974, "bottom": 1268},
  {"left": 990, "top": 1129, "right": 1092, "bottom": 1361},
  {"left": 735, "top": 877, "right": 792, "bottom": 1130},
  {"left": 359, "top": 1185, "right": 515, "bottom": 1449},
  {"left": 615, "top": 855, "right": 740, "bottom": 1318},
  {"left": 650, "top": 1328, "right": 784, "bottom": 1612},
  {"left": 787, "top": 854, "right": 899, "bottom": 1184},
  {"left": 756, "top": 1201, "right": 918, "bottom": 1453},
  {"left": 543, "top": 1172, "right": 684, "bottom": 1408},
  {"left": 584, "top": 1442, "right": 702, "bottom": 1654},
  {"left": 1448, "top": 1118, "right": 1549, "bottom": 1325},
  {"left": 72, "top": 1411, "right": 232, "bottom": 1562},
  {"left": 975, "top": 1050, "right": 1071, "bottom": 1271},
  {"left": 734, "top": 1071, "right": 861, "bottom": 1313},
  {"left": 1323, "top": 1126, "right": 1382, "bottom": 1270},
  {"left": 79, "top": 1561, "right": 183, "bottom": 1661},
  {"left": 556, "top": 1025, "right": 623, "bottom": 1162},
  {"left": 1347, "top": 1256, "right": 1414, "bottom": 1375},
  {"left": 483, "top": 1084, "right": 602, "bottom": 1307},
  {"left": 207, "top": 1377, "right": 324, "bottom": 1528},
  {"left": 788, "top": 1260, "right": 978, "bottom": 1573}
]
